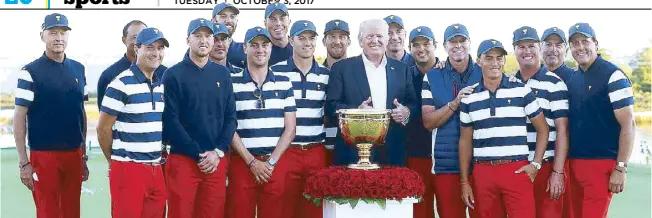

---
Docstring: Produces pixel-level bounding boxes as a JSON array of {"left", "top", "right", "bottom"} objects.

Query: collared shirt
[
  {"left": 271, "top": 57, "right": 330, "bottom": 145},
  {"left": 399, "top": 51, "right": 415, "bottom": 69},
  {"left": 162, "top": 51, "right": 237, "bottom": 161},
  {"left": 97, "top": 54, "right": 167, "bottom": 109},
  {"left": 270, "top": 43, "right": 293, "bottom": 66},
  {"left": 405, "top": 59, "right": 438, "bottom": 158},
  {"left": 227, "top": 41, "right": 246, "bottom": 68},
  {"left": 515, "top": 65, "right": 569, "bottom": 161},
  {"left": 362, "top": 54, "right": 388, "bottom": 109},
  {"left": 100, "top": 64, "right": 165, "bottom": 163},
  {"left": 550, "top": 63, "right": 574, "bottom": 84},
  {"left": 232, "top": 68, "right": 297, "bottom": 156},
  {"left": 226, "top": 61, "right": 244, "bottom": 74},
  {"left": 321, "top": 56, "right": 337, "bottom": 149},
  {"left": 459, "top": 74, "right": 542, "bottom": 161},
  {"left": 15, "top": 53, "right": 88, "bottom": 151},
  {"left": 567, "top": 55, "right": 635, "bottom": 159}
]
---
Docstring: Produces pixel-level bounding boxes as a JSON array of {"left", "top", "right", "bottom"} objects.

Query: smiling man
[
  {"left": 512, "top": 26, "right": 570, "bottom": 218},
  {"left": 541, "top": 27, "right": 574, "bottom": 84},
  {"left": 212, "top": 2, "right": 246, "bottom": 68},
  {"left": 210, "top": 22, "right": 243, "bottom": 74},
  {"left": 459, "top": 39, "right": 549, "bottom": 218},
  {"left": 97, "top": 27, "right": 169, "bottom": 218},
  {"left": 384, "top": 15, "right": 414, "bottom": 68},
  {"left": 566, "top": 22, "right": 636, "bottom": 218},
  {"left": 14, "top": 13, "right": 89, "bottom": 218},
  {"left": 264, "top": 2, "right": 294, "bottom": 65},
  {"left": 162, "top": 18, "right": 237, "bottom": 218}
]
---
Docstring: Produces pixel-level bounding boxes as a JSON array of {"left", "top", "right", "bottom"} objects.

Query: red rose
[{"left": 350, "top": 188, "right": 363, "bottom": 199}]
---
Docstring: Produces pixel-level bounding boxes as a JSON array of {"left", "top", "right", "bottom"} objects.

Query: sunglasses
[{"left": 253, "top": 88, "right": 265, "bottom": 109}]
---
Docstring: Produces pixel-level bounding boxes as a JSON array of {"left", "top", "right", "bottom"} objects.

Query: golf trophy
[{"left": 336, "top": 108, "right": 392, "bottom": 170}]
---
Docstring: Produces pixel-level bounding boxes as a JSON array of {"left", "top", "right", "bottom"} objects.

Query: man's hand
[
  {"left": 358, "top": 97, "right": 373, "bottom": 109},
  {"left": 547, "top": 172, "right": 564, "bottom": 199},
  {"left": 20, "top": 163, "right": 35, "bottom": 191},
  {"left": 82, "top": 161, "right": 89, "bottom": 182},
  {"left": 391, "top": 99, "right": 410, "bottom": 124},
  {"left": 198, "top": 151, "right": 220, "bottom": 174},
  {"left": 434, "top": 61, "right": 446, "bottom": 69},
  {"left": 609, "top": 168, "right": 626, "bottom": 194},
  {"left": 515, "top": 163, "right": 538, "bottom": 182},
  {"left": 508, "top": 75, "right": 523, "bottom": 83},
  {"left": 450, "top": 86, "right": 474, "bottom": 110},
  {"left": 461, "top": 183, "right": 475, "bottom": 209},
  {"left": 250, "top": 160, "right": 273, "bottom": 184}
]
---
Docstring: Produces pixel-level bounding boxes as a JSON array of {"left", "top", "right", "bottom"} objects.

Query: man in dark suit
[{"left": 326, "top": 18, "right": 417, "bottom": 167}]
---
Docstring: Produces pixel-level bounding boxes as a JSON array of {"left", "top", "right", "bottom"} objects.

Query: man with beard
[
  {"left": 212, "top": 2, "right": 246, "bottom": 68},
  {"left": 271, "top": 20, "right": 330, "bottom": 218},
  {"left": 541, "top": 27, "right": 574, "bottom": 83},
  {"left": 404, "top": 26, "right": 439, "bottom": 218},
  {"left": 162, "top": 18, "right": 237, "bottom": 218},
  {"left": 321, "top": 19, "right": 351, "bottom": 166},
  {"left": 322, "top": 19, "right": 351, "bottom": 69},
  {"left": 225, "top": 26, "right": 297, "bottom": 218},
  {"left": 210, "top": 22, "right": 243, "bottom": 74},
  {"left": 459, "top": 39, "right": 549, "bottom": 218},
  {"left": 265, "top": 2, "right": 294, "bottom": 65},
  {"left": 512, "top": 26, "right": 570, "bottom": 218},
  {"left": 14, "top": 13, "right": 89, "bottom": 218},
  {"left": 566, "top": 22, "right": 635, "bottom": 218},
  {"left": 97, "top": 27, "right": 169, "bottom": 218},
  {"left": 421, "top": 23, "right": 482, "bottom": 218},
  {"left": 384, "top": 15, "right": 415, "bottom": 68},
  {"left": 326, "top": 19, "right": 416, "bottom": 167}
]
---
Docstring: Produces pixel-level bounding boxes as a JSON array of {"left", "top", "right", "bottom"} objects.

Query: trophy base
[{"left": 348, "top": 163, "right": 380, "bottom": 170}]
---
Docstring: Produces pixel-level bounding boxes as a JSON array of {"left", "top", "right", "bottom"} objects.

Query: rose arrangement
[{"left": 303, "top": 166, "right": 424, "bottom": 210}]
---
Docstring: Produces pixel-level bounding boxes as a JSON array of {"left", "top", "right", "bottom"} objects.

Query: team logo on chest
[{"left": 217, "top": 82, "right": 221, "bottom": 87}]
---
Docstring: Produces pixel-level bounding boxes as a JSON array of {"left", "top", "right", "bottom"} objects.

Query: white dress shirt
[{"left": 361, "top": 53, "right": 388, "bottom": 109}]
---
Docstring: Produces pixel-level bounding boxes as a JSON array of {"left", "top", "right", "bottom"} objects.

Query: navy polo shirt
[
  {"left": 399, "top": 51, "right": 415, "bottom": 69},
  {"left": 271, "top": 57, "right": 330, "bottom": 144},
  {"left": 515, "top": 65, "right": 569, "bottom": 161},
  {"left": 15, "top": 53, "right": 88, "bottom": 151},
  {"left": 97, "top": 54, "right": 167, "bottom": 109},
  {"left": 226, "top": 61, "right": 244, "bottom": 74},
  {"left": 232, "top": 68, "right": 297, "bottom": 156},
  {"left": 100, "top": 64, "right": 165, "bottom": 163},
  {"left": 405, "top": 59, "right": 438, "bottom": 158},
  {"left": 227, "top": 41, "right": 293, "bottom": 68},
  {"left": 567, "top": 55, "right": 635, "bottom": 159},
  {"left": 550, "top": 63, "right": 574, "bottom": 84},
  {"left": 270, "top": 43, "right": 293, "bottom": 66},
  {"left": 459, "top": 74, "right": 542, "bottom": 161},
  {"left": 163, "top": 52, "right": 238, "bottom": 161}
]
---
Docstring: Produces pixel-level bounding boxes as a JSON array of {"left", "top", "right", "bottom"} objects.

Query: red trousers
[
  {"left": 30, "top": 148, "right": 82, "bottom": 218},
  {"left": 472, "top": 160, "right": 535, "bottom": 218},
  {"left": 225, "top": 153, "right": 289, "bottom": 218},
  {"left": 165, "top": 154, "right": 229, "bottom": 218},
  {"left": 109, "top": 160, "right": 167, "bottom": 218},
  {"left": 408, "top": 157, "right": 435, "bottom": 218},
  {"left": 283, "top": 145, "right": 327, "bottom": 218},
  {"left": 569, "top": 159, "right": 616, "bottom": 218},
  {"left": 562, "top": 160, "right": 574, "bottom": 218},
  {"left": 533, "top": 162, "right": 565, "bottom": 218}
]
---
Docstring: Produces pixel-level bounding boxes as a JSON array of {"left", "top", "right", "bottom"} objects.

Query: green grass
[{"left": 1, "top": 148, "right": 650, "bottom": 218}]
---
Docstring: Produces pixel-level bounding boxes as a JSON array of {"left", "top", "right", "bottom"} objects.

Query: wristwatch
[
  {"left": 214, "top": 148, "right": 225, "bottom": 158},
  {"left": 530, "top": 161, "right": 542, "bottom": 170},
  {"left": 267, "top": 157, "right": 278, "bottom": 167},
  {"left": 617, "top": 161, "right": 627, "bottom": 168}
]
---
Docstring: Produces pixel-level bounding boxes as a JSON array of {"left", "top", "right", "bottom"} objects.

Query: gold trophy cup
[{"left": 337, "top": 109, "right": 392, "bottom": 170}]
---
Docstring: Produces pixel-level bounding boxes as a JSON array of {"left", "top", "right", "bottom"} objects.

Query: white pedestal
[{"left": 323, "top": 198, "right": 418, "bottom": 218}]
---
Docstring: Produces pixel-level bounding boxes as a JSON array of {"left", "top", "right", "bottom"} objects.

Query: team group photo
[{"left": 0, "top": 1, "right": 651, "bottom": 218}]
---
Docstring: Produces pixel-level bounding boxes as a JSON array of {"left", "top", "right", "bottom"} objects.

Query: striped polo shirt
[
  {"left": 515, "top": 66, "right": 569, "bottom": 161},
  {"left": 100, "top": 64, "right": 165, "bottom": 163},
  {"left": 271, "top": 57, "right": 330, "bottom": 145},
  {"left": 232, "top": 68, "right": 297, "bottom": 156},
  {"left": 459, "top": 74, "right": 542, "bottom": 161}
]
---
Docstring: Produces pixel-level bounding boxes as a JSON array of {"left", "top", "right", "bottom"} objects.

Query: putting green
[{"left": 1, "top": 149, "right": 649, "bottom": 218}]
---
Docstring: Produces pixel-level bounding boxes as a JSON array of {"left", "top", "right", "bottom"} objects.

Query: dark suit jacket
[{"left": 326, "top": 55, "right": 417, "bottom": 167}]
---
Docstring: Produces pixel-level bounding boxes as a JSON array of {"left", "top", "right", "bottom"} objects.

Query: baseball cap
[
  {"left": 324, "top": 19, "right": 350, "bottom": 35},
  {"left": 477, "top": 39, "right": 507, "bottom": 58},
  {"left": 409, "top": 26, "right": 435, "bottom": 42},
  {"left": 444, "top": 23, "right": 469, "bottom": 41},
  {"left": 512, "top": 26, "right": 540, "bottom": 45},
  {"left": 213, "top": 23, "right": 230, "bottom": 37},
  {"left": 383, "top": 15, "right": 404, "bottom": 28},
  {"left": 136, "top": 27, "right": 169, "bottom": 47},
  {"left": 290, "top": 20, "right": 318, "bottom": 37},
  {"left": 265, "top": 2, "right": 289, "bottom": 18},
  {"left": 212, "top": 2, "right": 239, "bottom": 18},
  {"left": 568, "top": 22, "right": 596, "bottom": 39},
  {"left": 244, "top": 26, "right": 272, "bottom": 43},
  {"left": 187, "top": 18, "right": 214, "bottom": 37},
  {"left": 42, "top": 13, "right": 71, "bottom": 31},
  {"left": 541, "top": 27, "right": 567, "bottom": 43}
]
